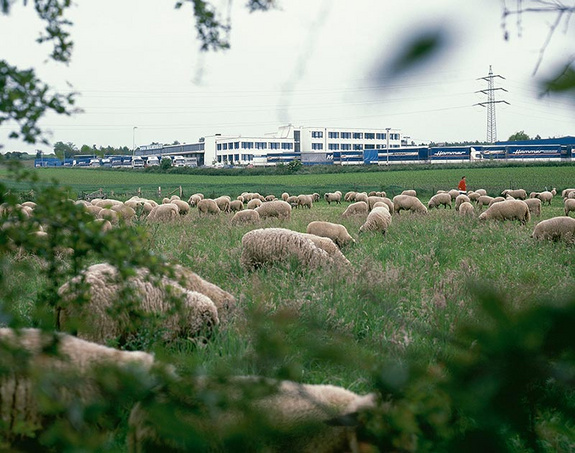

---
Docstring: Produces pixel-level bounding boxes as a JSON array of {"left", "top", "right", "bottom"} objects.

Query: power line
[{"left": 475, "top": 66, "right": 510, "bottom": 143}]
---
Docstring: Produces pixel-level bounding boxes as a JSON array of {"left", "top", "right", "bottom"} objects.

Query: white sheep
[
  {"left": 448, "top": 189, "right": 460, "bottom": 200},
  {"left": 228, "top": 200, "right": 244, "bottom": 212},
  {"left": 240, "top": 228, "right": 345, "bottom": 270},
  {"left": 306, "top": 221, "right": 355, "bottom": 248},
  {"left": 246, "top": 198, "right": 263, "bottom": 209},
  {"left": 561, "top": 188, "right": 575, "bottom": 198},
  {"left": 344, "top": 191, "right": 357, "bottom": 202},
  {"left": 301, "top": 233, "right": 351, "bottom": 266},
  {"left": 231, "top": 209, "right": 261, "bottom": 225},
  {"left": 147, "top": 203, "right": 179, "bottom": 221},
  {"left": 265, "top": 194, "right": 277, "bottom": 202},
  {"left": 392, "top": 194, "right": 428, "bottom": 214},
  {"left": 475, "top": 189, "right": 487, "bottom": 196},
  {"left": 297, "top": 194, "right": 314, "bottom": 209},
  {"left": 501, "top": 189, "right": 527, "bottom": 199},
  {"left": 281, "top": 192, "right": 289, "bottom": 201},
  {"left": 57, "top": 263, "right": 220, "bottom": 345},
  {"left": 523, "top": 198, "right": 542, "bottom": 217},
  {"left": 401, "top": 189, "right": 417, "bottom": 197},
  {"left": 458, "top": 201, "right": 475, "bottom": 216},
  {"left": 477, "top": 195, "right": 494, "bottom": 210},
  {"left": 478, "top": 199, "right": 531, "bottom": 224},
  {"left": 367, "top": 196, "right": 386, "bottom": 211},
  {"left": 354, "top": 192, "right": 369, "bottom": 203},
  {"left": 564, "top": 198, "right": 575, "bottom": 217},
  {"left": 0, "top": 327, "right": 156, "bottom": 445},
  {"left": 428, "top": 193, "right": 452, "bottom": 209},
  {"left": 324, "top": 192, "right": 342, "bottom": 205},
  {"left": 214, "top": 196, "right": 231, "bottom": 212},
  {"left": 128, "top": 375, "right": 376, "bottom": 453},
  {"left": 531, "top": 216, "right": 575, "bottom": 242},
  {"left": 255, "top": 200, "right": 292, "bottom": 220},
  {"left": 488, "top": 196, "right": 505, "bottom": 207},
  {"left": 536, "top": 191, "right": 554, "bottom": 206},
  {"left": 359, "top": 206, "right": 392, "bottom": 235},
  {"left": 197, "top": 199, "right": 221, "bottom": 215},
  {"left": 455, "top": 194, "right": 471, "bottom": 211},
  {"left": 467, "top": 191, "right": 480, "bottom": 203},
  {"left": 341, "top": 201, "right": 369, "bottom": 218}
]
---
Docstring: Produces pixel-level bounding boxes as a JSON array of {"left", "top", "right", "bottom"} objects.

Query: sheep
[
  {"left": 529, "top": 192, "right": 539, "bottom": 199},
  {"left": 301, "top": 233, "right": 351, "bottom": 266},
  {"left": 478, "top": 199, "right": 531, "bottom": 225},
  {"left": 393, "top": 194, "right": 428, "bottom": 214},
  {"left": 246, "top": 198, "right": 263, "bottom": 209},
  {"left": 341, "top": 201, "right": 369, "bottom": 218},
  {"left": 255, "top": 200, "right": 291, "bottom": 220},
  {"left": 147, "top": 203, "right": 179, "bottom": 222},
  {"left": 231, "top": 209, "right": 260, "bottom": 225},
  {"left": 564, "top": 198, "right": 575, "bottom": 217},
  {"left": 57, "top": 263, "right": 219, "bottom": 345},
  {"left": 488, "top": 196, "right": 505, "bottom": 207},
  {"left": 536, "top": 191, "right": 554, "bottom": 206},
  {"left": 306, "top": 221, "right": 355, "bottom": 248},
  {"left": 98, "top": 207, "right": 120, "bottom": 224},
  {"left": 477, "top": 195, "right": 494, "bottom": 210},
  {"left": 297, "top": 194, "right": 314, "bottom": 209},
  {"left": 359, "top": 206, "right": 392, "bottom": 235},
  {"left": 264, "top": 195, "right": 276, "bottom": 202},
  {"left": 427, "top": 193, "right": 452, "bottom": 209},
  {"left": 354, "top": 192, "right": 369, "bottom": 203},
  {"left": 448, "top": 189, "right": 460, "bottom": 200},
  {"left": 197, "top": 199, "right": 221, "bottom": 215},
  {"left": 169, "top": 199, "right": 190, "bottom": 216},
  {"left": 375, "top": 191, "right": 387, "bottom": 198},
  {"left": 228, "top": 200, "right": 244, "bottom": 212},
  {"left": 281, "top": 192, "right": 289, "bottom": 201},
  {"left": 475, "top": 189, "right": 487, "bottom": 196},
  {"left": 128, "top": 375, "right": 377, "bottom": 453},
  {"left": 455, "top": 194, "right": 471, "bottom": 211},
  {"left": 344, "top": 191, "right": 356, "bottom": 202},
  {"left": 467, "top": 191, "right": 480, "bottom": 203},
  {"left": 367, "top": 196, "right": 387, "bottom": 211},
  {"left": 501, "top": 189, "right": 527, "bottom": 200},
  {"left": 240, "top": 228, "right": 345, "bottom": 270},
  {"left": 561, "top": 188, "right": 575, "bottom": 198},
  {"left": 371, "top": 201, "right": 389, "bottom": 210},
  {"left": 531, "top": 216, "right": 575, "bottom": 242},
  {"left": 0, "top": 327, "right": 157, "bottom": 446},
  {"left": 324, "top": 192, "right": 342, "bottom": 205},
  {"left": 368, "top": 191, "right": 377, "bottom": 197},
  {"left": 312, "top": 192, "right": 321, "bottom": 202},
  {"left": 285, "top": 196, "right": 299, "bottom": 208},
  {"left": 188, "top": 194, "right": 202, "bottom": 207},
  {"left": 523, "top": 198, "right": 542, "bottom": 217},
  {"left": 214, "top": 196, "right": 231, "bottom": 213},
  {"left": 458, "top": 201, "right": 475, "bottom": 216},
  {"left": 401, "top": 189, "right": 417, "bottom": 197}
]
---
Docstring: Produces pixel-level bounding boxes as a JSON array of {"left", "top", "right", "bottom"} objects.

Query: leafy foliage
[{"left": 508, "top": 130, "right": 531, "bottom": 141}]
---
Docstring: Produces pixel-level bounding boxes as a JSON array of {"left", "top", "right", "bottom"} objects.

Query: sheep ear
[{"left": 324, "top": 411, "right": 360, "bottom": 427}]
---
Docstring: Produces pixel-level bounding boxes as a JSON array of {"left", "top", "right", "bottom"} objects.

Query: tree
[
  {"left": 80, "top": 144, "right": 92, "bottom": 155},
  {"left": 53, "top": 141, "right": 77, "bottom": 160},
  {"left": 508, "top": 130, "right": 531, "bottom": 141}
]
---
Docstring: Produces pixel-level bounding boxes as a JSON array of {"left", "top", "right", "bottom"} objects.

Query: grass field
[{"left": 2, "top": 162, "right": 575, "bottom": 449}]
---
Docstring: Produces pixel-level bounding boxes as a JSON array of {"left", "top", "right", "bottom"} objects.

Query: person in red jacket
[{"left": 458, "top": 176, "right": 467, "bottom": 193}]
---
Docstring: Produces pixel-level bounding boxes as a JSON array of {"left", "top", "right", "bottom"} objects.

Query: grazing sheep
[
  {"left": 371, "top": 202, "right": 389, "bottom": 210},
  {"left": 297, "top": 194, "right": 314, "bottom": 209},
  {"left": 128, "top": 376, "right": 377, "bottom": 453},
  {"left": 214, "top": 196, "right": 231, "bottom": 213},
  {"left": 367, "top": 196, "right": 387, "bottom": 211},
  {"left": 354, "top": 192, "right": 369, "bottom": 203},
  {"left": 197, "top": 199, "right": 221, "bottom": 215},
  {"left": 475, "top": 189, "right": 487, "bottom": 196},
  {"left": 344, "top": 191, "right": 356, "bottom": 202},
  {"left": 285, "top": 196, "right": 299, "bottom": 208},
  {"left": 401, "top": 189, "right": 417, "bottom": 197},
  {"left": 0, "top": 328, "right": 157, "bottom": 446},
  {"left": 188, "top": 194, "right": 202, "bottom": 207},
  {"left": 324, "top": 192, "right": 342, "bottom": 205},
  {"left": 561, "top": 188, "right": 575, "bottom": 198},
  {"left": 428, "top": 193, "right": 452, "bottom": 209},
  {"left": 246, "top": 198, "right": 263, "bottom": 209},
  {"left": 312, "top": 193, "right": 321, "bottom": 202},
  {"left": 448, "top": 189, "right": 460, "bottom": 200},
  {"left": 265, "top": 195, "right": 277, "bottom": 202},
  {"left": 281, "top": 192, "right": 289, "bottom": 201},
  {"left": 341, "top": 201, "right": 369, "bottom": 218},
  {"left": 306, "top": 221, "right": 355, "bottom": 248},
  {"left": 477, "top": 195, "right": 494, "bottom": 210},
  {"left": 393, "top": 195, "right": 428, "bottom": 214},
  {"left": 458, "top": 201, "right": 475, "bottom": 216},
  {"left": 488, "top": 196, "right": 505, "bottom": 207},
  {"left": 359, "top": 207, "right": 392, "bottom": 235},
  {"left": 98, "top": 208, "right": 120, "bottom": 224},
  {"left": 231, "top": 209, "right": 260, "bottom": 225},
  {"left": 564, "top": 198, "right": 575, "bottom": 217},
  {"left": 531, "top": 216, "right": 575, "bottom": 242},
  {"left": 524, "top": 198, "right": 542, "bottom": 217},
  {"left": 147, "top": 203, "right": 179, "bottom": 222},
  {"left": 228, "top": 200, "right": 244, "bottom": 212},
  {"left": 536, "top": 191, "right": 554, "bottom": 206},
  {"left": 455, "top": 194, "right": 471, "bottom": 211},
  {"left": 478, "top": 199, "right": 531, "bottom": 225},
  {"left": 255, "top": 200, "right": 292, "bottom": 220},
  {"left": 529, "top": 192, "right": 539, "bottom": 199},
  {"left": 301, "top": 233, "right": 351, "bottom": 266},
  {"left": 501, "top": 189, "right": 527, "bottom": 200},
  {"left": 169, "top": 199, "right": 190, "bottom": 216},
  {"left": 57, "top": 263, "right": 219, "bottom": 345},
  {"left": 240, "top": 228, "right": 345, "bottom": 270},
  {"left": 467, "top": 191, "right": 480, "bottom": 203}
]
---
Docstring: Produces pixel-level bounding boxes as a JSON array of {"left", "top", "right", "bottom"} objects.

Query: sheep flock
[{"left": 1, "top": 181, "right": 574, "bottom": 451}]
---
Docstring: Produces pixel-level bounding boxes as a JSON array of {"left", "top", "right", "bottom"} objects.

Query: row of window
[
  {"left": 319, "top": 131, "right": 401, "bottom": 140},
  {"left": 217, "top": 142, "right": 294, "bottom": 151},
  {"left": 312, "top": 143, "right": 401, "bottom": 151},
  {"left": 217, "top": 154, "right": 255, "bottom": 163}
]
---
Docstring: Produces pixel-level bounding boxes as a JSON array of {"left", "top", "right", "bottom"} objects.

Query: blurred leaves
[{"left": 541, "top": 63, "right": 575, "bottom": 96}]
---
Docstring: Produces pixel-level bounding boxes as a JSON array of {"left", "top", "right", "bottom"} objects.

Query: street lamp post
[
  {"left": 385, "top": 127, "right": 391, "bottom": 165},
  {"left": 132, "top": 126, "right": 138, "bottom": 157}
]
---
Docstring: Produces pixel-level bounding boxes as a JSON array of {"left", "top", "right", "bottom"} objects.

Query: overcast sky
[{"left": 1, "top": 0, "right": 574, "bottom": 154}]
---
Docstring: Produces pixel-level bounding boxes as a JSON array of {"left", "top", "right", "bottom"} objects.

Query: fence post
[
  {"left": 179, "top": 185, "right": 183, "bottom": 198},
  {"left": 158, "top": 186, "right": 161, "bottom": 198},
  {"left": 138, "top": 187, "right": 141, "bottom": 197}
]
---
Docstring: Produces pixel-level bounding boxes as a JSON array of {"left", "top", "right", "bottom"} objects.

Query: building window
[
  {"left": 365, "top": 144, "right": 375, "bottom": 149},
  {"left": 269, "top": 142, "right": 280, "bottom": 150},
  {"left": 311, "top": 130, "right": 323, "bottom": 138},
  {"left": 392, "top": 133, "right": 400, "bottom": 140},
  {"left": 241, "top": 142, "right": 254, "bottom": 149},
  {"left": 281, "top": 143, "right": 293, "bottom": 150},
  {"left": 312, "top": 143, "right": 323, "bottom": 150},
  {"left": 223, "top": 143, "right": 228, "bottom": 150},
  {"left": 255, "top": 142, "right": 267, "bottom": 149},
  {"left": 365, "top": 133, "right": 375, "bottom": 140},
  {"left": 353, "top": 144, "right": 363, "bottom": 150},
  {"left": 217, "top": 144, "right": 222, "bottom": 151},
  {"left": 328, "top": 131, "right": 339, "bottom": 139},
  {"left": 328, "top": 143, "right": 339, "bottom": 150},
  {"left": 341, "top": 143, "right": 351, "bottom": 150},
  {"left": 353, "top": 132, "right": 363, "bottom": 139},
  {"left": 217, "top": 155, "right": 222, "bottom": 163},
  {"left": 376, "top": 133, "right": 386, "bottom": 140},
  {"left": 341, "top": 132, "right": 351, "bottom": 139},
  {"left": 234, "top": 142, "right": 240, "bottom": 149}
]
